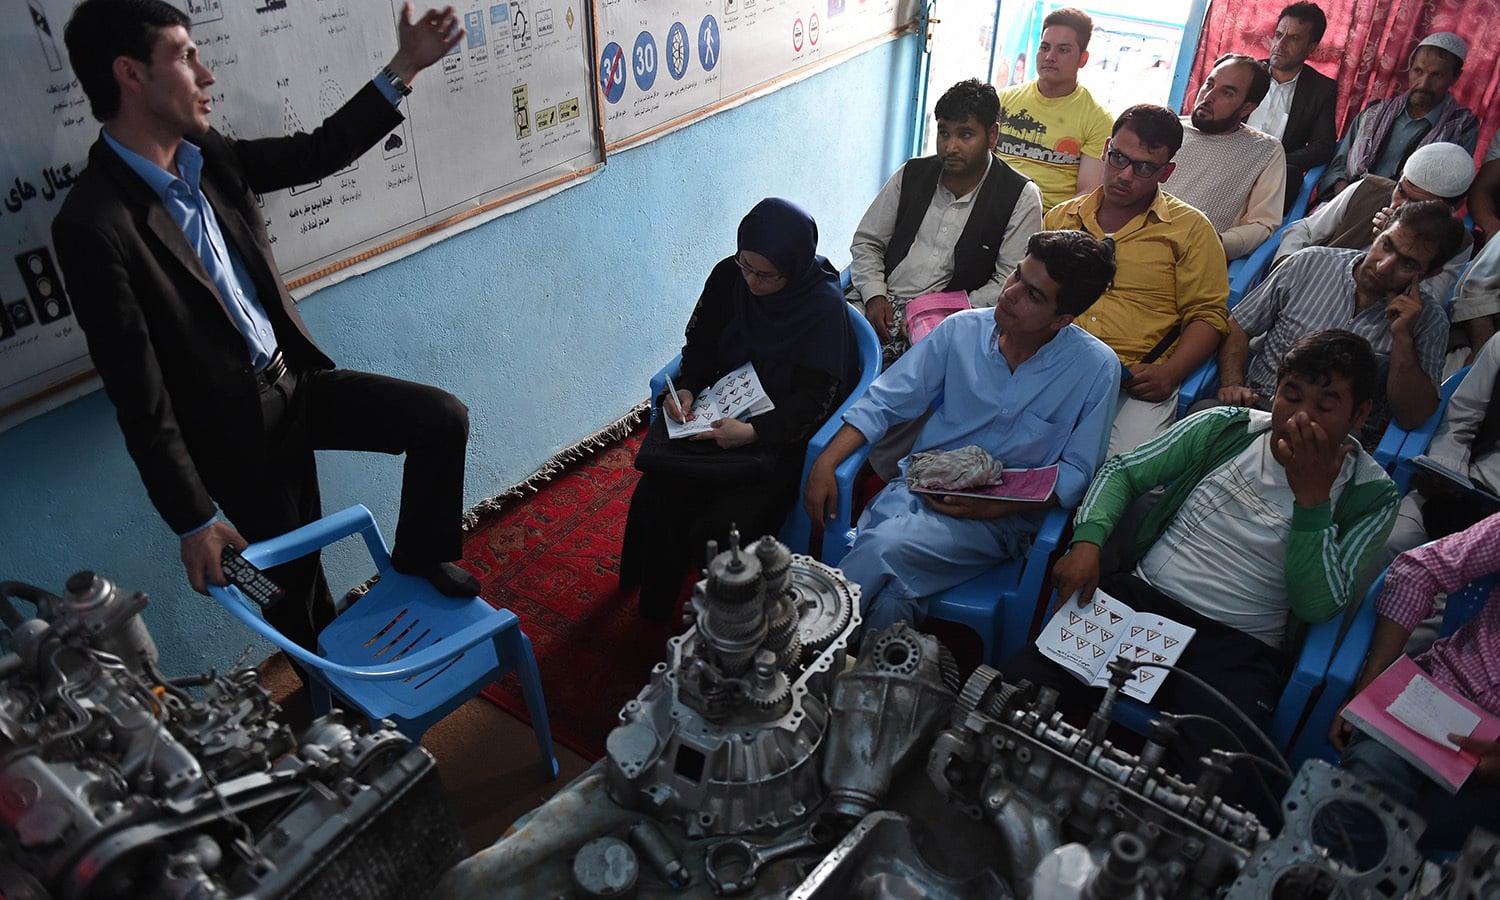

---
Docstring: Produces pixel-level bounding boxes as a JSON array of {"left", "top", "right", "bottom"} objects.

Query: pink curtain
[{"left": 1183, "top": 0, "right": 1500, "bottom": 160}]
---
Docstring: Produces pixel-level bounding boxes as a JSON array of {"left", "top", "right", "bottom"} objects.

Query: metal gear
[
  {"left": 788, "top": 555, "right": 856, "bottom": 656},
  {"left": 953, "top": 665, "right": 1003, "bottom": 730}
]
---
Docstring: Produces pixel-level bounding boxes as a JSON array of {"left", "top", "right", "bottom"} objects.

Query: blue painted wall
[{"left": 0, "top": 38, "right": 920, "bottom": 676}]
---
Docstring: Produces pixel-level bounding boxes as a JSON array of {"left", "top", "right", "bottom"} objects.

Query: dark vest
[
  {"left": 885, "top": 155, "right": 1030, "bottom": 292},
  {"left": 1328, "top": 177, "right": 1396, "bottom": 250}
]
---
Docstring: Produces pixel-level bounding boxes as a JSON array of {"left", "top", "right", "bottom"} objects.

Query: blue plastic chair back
[
  {"left": 1441, "top": 571, "right": 1500, "bottom": 638},
  {"left": 1380, "top": 366, "right": 1472, "bottom": 479},
  {"left": 208, "top": 505, "right": 559, "bottom": 777}
]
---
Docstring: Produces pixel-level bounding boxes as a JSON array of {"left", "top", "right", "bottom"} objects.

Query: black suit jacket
[
  {"left": 52, "top": 83, "right": 402, "bottom": 534},
  {"left": 1263, "top": 60, "right": 1338, "bottom": 208}
]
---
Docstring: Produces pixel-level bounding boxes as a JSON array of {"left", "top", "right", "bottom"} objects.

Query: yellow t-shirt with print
[{"left": 996, "top": 81, "right": 1113, "bottom": 210}]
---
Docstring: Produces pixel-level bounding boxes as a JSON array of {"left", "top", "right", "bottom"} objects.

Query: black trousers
[
  {"left": 207, "top": 366, "right": 469, "bottom": 652},
  {"left": 1002, "top": 573, "right": 1291, "bottom": 821}
]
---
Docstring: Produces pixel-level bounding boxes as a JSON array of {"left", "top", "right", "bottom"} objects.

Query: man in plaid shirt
[{"left": 1331, "top": 511, "right": 1500, "bottom": 853}]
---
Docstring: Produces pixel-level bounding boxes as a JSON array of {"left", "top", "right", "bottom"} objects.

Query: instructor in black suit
[
  {"left": 53, "top": 0, "right": 477, "bottom": 656},
  {"left": 1246, "top": 2, "right": 1338, "bottom": 212}
]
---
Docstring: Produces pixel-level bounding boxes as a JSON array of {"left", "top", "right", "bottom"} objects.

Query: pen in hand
[{"left": 664, "top": 373, "right": 685, "bottom": 422}]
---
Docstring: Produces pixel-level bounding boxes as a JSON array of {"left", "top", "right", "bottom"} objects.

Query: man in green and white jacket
[{"left": 1004, "top": 329, "right": 1398, "bottom": 812}]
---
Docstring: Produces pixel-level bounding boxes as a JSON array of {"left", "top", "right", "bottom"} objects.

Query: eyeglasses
[
  {"left": 1105, "top": 149, "right": 1168, "bottom": 177},
  {"left": 735, "top": 253, "right": 785, "bottom": 282}
]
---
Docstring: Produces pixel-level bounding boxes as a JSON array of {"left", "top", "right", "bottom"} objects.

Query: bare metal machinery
[
  {"left": 0, "top": 572, "right": 464, "bottom": 900},
  {"left": 432, "top": 532, "right": 1500, "bottom": 899}
]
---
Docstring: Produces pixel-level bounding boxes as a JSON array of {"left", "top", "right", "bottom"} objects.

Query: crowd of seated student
[{"left": 622, "top": 1, "right": 1500, "bottom": 837}]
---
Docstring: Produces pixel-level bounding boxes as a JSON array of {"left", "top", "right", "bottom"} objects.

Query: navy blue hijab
[{"left": 719, "top": 198, "right": 856, "bottom": 402}]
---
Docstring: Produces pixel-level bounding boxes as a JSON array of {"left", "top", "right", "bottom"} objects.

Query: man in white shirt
[
  {"left": 849, "top": 78, "right": 1043, "bottom": 477},
  {"left": 1247, "top": 2, "right": 1337, "bottom": 212}
]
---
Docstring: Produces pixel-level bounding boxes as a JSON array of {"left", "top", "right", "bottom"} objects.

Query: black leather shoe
[{"left": 392, "top": 557, "right": 481, "bottom": 598}]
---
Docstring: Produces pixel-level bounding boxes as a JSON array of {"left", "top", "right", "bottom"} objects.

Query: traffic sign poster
[{"left": 594, "top": 0, "right": 918, "bottom": 150}]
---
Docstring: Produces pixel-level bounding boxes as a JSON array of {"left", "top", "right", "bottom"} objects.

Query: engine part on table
[
  {"left": 1031, "top": 834, "right": 1155, "bottom": 900},
  {"left": 605, "top": 532, "right": 860, "bottom": 838},
  {"left": 572, "top": 836, "right": 640, "bottom": 899},
  {"left": 1425, "top": 828, "right": 1500, "bottom": 898},
  {"left": 787, "top": 810, "right": 1011, "bottom": 899},
  {"left": 629, "top": 820, "right": 692, "bottom": 890},
  {"left": 704, "top": 818, "right": 839, "bottom": 895},
  {"left": 0, "top": 575, "right": 464, "bottom": 900},
  {"left": 928, "top": 665, "right": 1264, "bottom": 899},
  {"left": 1225, "top": 758, "right": 1425, "bottom": 899},
  {"left": 821, "top": 624, "right": 959, "bottom": 820},
  {"left": 1, "top": 573, "right": 158, "bottom": 674}
]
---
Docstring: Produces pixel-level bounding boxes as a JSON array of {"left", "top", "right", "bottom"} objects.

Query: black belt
[{"left": 254, "top": 350, "right": 290, "bottom": 392}]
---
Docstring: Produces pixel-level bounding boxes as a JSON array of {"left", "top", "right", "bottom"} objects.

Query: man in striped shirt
[
  {"left": 1003, "top": 330, "right": 1398, "bottom": 814},
  {"left": 1217, "top": 200, "right": 1465, "bottom": 444}
]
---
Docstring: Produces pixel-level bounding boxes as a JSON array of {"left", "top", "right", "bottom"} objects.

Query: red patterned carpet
[{"left": 465, "top": 422, "right": 685, "bottom": 761}]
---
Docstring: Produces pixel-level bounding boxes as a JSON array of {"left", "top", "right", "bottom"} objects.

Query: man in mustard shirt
[
  {"left": 1045, "top": 105, "right": 1230, "bottom": 456},
  {"left": 995, "top": 7, "right": 1114, "bottom": 210}
]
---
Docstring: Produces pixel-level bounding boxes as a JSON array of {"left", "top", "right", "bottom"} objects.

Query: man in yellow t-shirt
[{"left": 996, "top": 7, "right": 1114, "bottom": 210}]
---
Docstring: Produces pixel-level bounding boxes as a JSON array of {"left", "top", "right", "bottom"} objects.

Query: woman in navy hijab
[{"left": 620, "top": 198, "right": 857, "bottom": 619}]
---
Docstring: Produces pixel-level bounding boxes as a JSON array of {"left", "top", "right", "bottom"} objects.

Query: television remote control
[{"left": 221, "top": 547, "right": 285, "bottom": 609}]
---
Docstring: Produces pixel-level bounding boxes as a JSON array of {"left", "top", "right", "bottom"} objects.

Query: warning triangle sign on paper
[
  {"left": 1120, "top": 643, "right": 1133, "bottom": 654},
  {"left": 1147, "top": 629, "right": 1161, "bottom": 642},
  {"left": 1069, "top": 612, "right": 1082, "bottom": 626},
  {"left": 1092, "top": 645, "right": 1106, "bottom": 658},
  {"left": 1108, "top": 611, "right": 1123, "bottom": 625},
  {"left": 1135, "top": 647, "right": 1150, "bottom": 659},
  {"left": 1085, "top": 622, "right": 1097, "bottom": 634},
  {"left": 1077, "top": 637, "right": 1090, "bottom": 650},
  {"left": 1131, "top": 626, "right": 1144, "bottom": 638},
  {"left": 1153, "top": 653, "right": 1166, "bottom": 662},
  {"left": 1164, "top": 637, "right": 1178, "bottom": 649},
  {"left": 1101, "top": 630, "right": 1114, "bottom": 642},
  {"left": 1061, "top": 628, "right": 1074, "bottom": 641},
  {"left": 1094, "top": 604, "right": 1107, "bottom": 617},
  {"left": 1139, "top": 671, "right": 1154, "bottom": 682}
]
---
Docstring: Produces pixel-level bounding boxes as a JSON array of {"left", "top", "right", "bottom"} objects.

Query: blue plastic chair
[
  {"left": 651, "top": 299, "right": 883, "bottom": 559},
  {"left": 1223, "top": 164, "right": 1324, "bottom": 310},
  {"left": 1292, "top": 569, "right": 1500, "bottom": 767},
  {"left": 1175, "top": 357, "right": 1222, "bottom": 419},
  {"left": 208, "top": 504, "right": 560, "bottom": 778},
  {"left": 1376, "top": 366, "right": 1472, "bottom": 477},
  {"left": 924, "top": 507, "right": 1071, "bottom": 665}
]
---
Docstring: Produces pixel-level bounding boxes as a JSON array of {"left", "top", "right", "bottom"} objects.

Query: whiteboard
[
  {"left": 0, "top": 0, "right": 601, "bottom": 421},
  {"left": 594, "top": 0, "right": 920, "bottom": 150}
]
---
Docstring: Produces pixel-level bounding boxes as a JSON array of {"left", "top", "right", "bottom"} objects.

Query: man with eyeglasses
[
  {"left": 1217, "top": 200, "right": 1465, "bottom": 444},
  {"left": 1045, "top": 105, "right": 1230, "bottom": 456},
  {"left": 1166, "top": 54, "right": 1286, "bottom": 260},
  {"left": 848, "top": 78, "right": 1043, "bottom": 478}
]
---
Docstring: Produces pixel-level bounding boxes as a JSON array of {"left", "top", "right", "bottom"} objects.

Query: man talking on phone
[{"left": 1214, "top": 199, "right": 1463, "bottom": 445}]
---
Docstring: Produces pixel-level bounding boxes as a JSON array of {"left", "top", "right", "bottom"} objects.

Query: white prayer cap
[
  {"left": 1403, "top": 142, "right": 1476, "bottom": 199},
  {"left": 1415, "top": 32, "right": 1467, "bottom": 64}
]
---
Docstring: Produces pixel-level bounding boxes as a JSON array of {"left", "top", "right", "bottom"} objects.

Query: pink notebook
[
  {"left": 906, "top": 291, "right": 971, "bottom": 344},
  {"left": 1341, "top": 656, "right": 1500, "bottom": 793},
  {"left": 909, "top": 464, "right": 1059, "bottom": 503}
]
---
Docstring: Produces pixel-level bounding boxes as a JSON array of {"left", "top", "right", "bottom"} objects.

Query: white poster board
[
  {"left": 594, "top": 0, "right": 920, "bottom": 150},
  {"left": 0, "top": 0, "right": 601, "bottom": 422}
]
